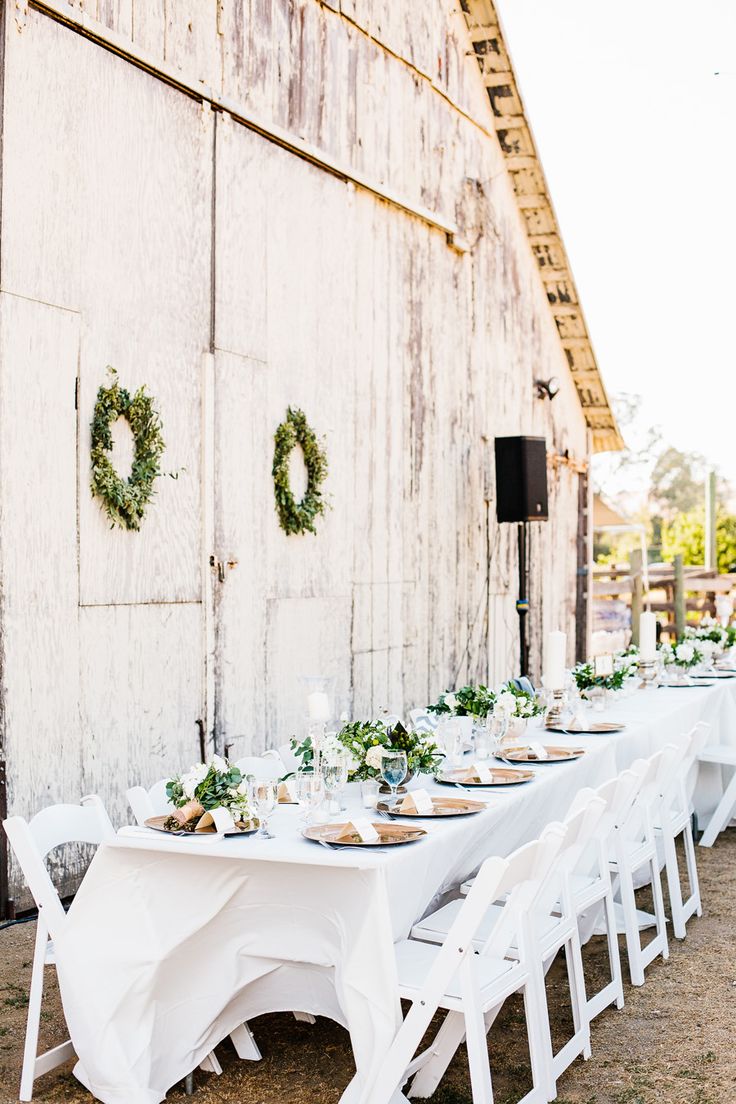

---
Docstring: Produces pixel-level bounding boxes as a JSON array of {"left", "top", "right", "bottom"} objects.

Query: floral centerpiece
[
  {"left": 571, "top": 662, "right": 626, "bottom": 695},
  {"left": 164, "top": 755, "right": 256, "bottom": 832},
  {"left": 427, "top": 684, "right": 496, "bottom": 719},
  {"left": 291, "top": 720, "right": 441, "bottom": 783},
  {"left": 614, "top": 646, "right": 640, "bottom": 680},
  {"left": 494, "top": 683, "right": 544, "bottom": 719},
  {"left": 659, "top": 638, "right": 702, "bottom": 676},
  {"left": 685, "top": 622, "right": 728, "bottom": 665}
]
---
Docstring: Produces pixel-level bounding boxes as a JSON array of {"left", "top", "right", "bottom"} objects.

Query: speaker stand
[{"left": 516, "top": 522, "right": 529, "bottom": 677}]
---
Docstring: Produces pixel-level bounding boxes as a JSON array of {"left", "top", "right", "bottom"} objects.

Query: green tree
[
  {"left": 660, "top": 510, "right": 736, "bottom": 573},
  {"left": 649, "top": 446, "right": 705, "bottom": 517}
]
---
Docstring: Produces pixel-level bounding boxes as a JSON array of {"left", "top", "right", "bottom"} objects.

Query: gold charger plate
[
  {"left": 497, "top": 745, "right": 585, "bottom": 763},
  {"left": 377, "top": 796, "right": 486, "bottom": 817},
  {"left": 660, "top": 680, "right": 716, "bottom": 689},
  {"left": 692, "top": 671, "right": 736, "bottom": 679},
  {"left": 144, "top": 815, "right": 257, "bottom": 837},
  {"left": 545, "top": 722, "right": 625, "bottom": 735},
  {"left": 303, "top": 822, "right": 426, "bottom": 847},
  {"left": 436, "top": 766, "right": 535, "bottom": 786}
]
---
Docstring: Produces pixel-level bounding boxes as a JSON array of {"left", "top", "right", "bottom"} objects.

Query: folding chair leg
[
  {"left": 461, "top": 962, "right": 494, "bottom": 1104},
  {"left": 699, "top": 770, "right": 736, "bottom": 847},
  {"left": 649, "top": 856, "right": 669, "bottom": 963},
  {"left": 617, "top": 863, "right": 645, "bottom": 987},
  {"left": 408, "top": 1011, "right": 466, "bottom": 1099},
  {"left": 600, "top": 887, "right": 625, "bottom": 1013},
  {"left": 19, "top": 923, "right": 48, "bottom": 1102},
  {"left": 662, "top": 827, "right": 686, "bottom": 940},
  {"left": 683, "top": 821, "right": 702, "bottom": 918},
  {"left": 229, "top": 1022, "right": 262, "bottom": 1061},
  {"left": 564, "top": 933, "right": 591, "bottom": 1061}
]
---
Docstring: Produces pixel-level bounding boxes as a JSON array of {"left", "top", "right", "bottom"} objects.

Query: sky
[{"left": 494, "top": 0, "right": 736, "bottom": 495}]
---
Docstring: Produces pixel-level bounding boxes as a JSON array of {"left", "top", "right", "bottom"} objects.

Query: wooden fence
[{"left": 593, "top": 554, "right": 736, "bottom": 642}]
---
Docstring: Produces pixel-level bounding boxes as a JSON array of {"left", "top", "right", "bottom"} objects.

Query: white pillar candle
[
  {"left": 639, "top": 611, "right": 657, "bottom": 662},
  {"left": 544, "top": 631, "right": 567, "bottom": 691},
  {"left": 307, "top": 690, "right": 331, "bottom": 723}
]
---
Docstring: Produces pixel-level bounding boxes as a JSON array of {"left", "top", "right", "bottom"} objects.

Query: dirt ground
[{"left": 0, "top": 831, "right": 734, "bottom": 1104}]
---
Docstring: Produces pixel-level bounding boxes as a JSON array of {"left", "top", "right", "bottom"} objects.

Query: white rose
[
  {"left": 210, "top": 754, "right": 229, "bottom": 774},
  {"left": 443, "top": 693, "right": 458, "bottom": 712},
  {"left": 237, "top": 780, "right": 249, "bottom": 795},
  {"left": 365, "top": 745, "right": 384, "bottom": 771},
  {"left": 496, "top": 691, "right": 517, "bottom": 716},
  {"left": 676, "top": 643, "right": 694, "bottom": 663}
]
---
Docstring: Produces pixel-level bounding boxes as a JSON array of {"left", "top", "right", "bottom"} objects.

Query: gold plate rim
[
  {"left": 302, "top": 821, "right": 427, "bottom": 846},
  {"left": 144, "top": 814, "right": 257, "bottom": 837},
  {"left": 544, "top": 722, "right": 625, "bottom": 735},
  {"left": 436, "top": 767, "right": 535, "bottom": 786},
  {"left": 496, "top": 746, "right": 585, "bottom": 763},
  {"left": 377, "top": 797, "right": 486, "bottom": 817}
]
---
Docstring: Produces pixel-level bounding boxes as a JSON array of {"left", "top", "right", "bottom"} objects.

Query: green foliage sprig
[
  {"left": 572, "top": 663, "right": 626, "bottom": 693},
  {"left": 427, "top": 685, "right": 496, "bottom": 719},
  {"left": 272, "top": 407, "right": 328, "bottom": 535},
  {"left": 90, "top": 368, "right": 165, "bottom": 531}
]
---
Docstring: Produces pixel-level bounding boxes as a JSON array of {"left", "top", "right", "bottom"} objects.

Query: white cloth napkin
[
  {"left": 399, "top": 789, "right": 433, "bottom": 813},
  {"left": 528, "top": 742, "right": 549, "bottom": 761}
]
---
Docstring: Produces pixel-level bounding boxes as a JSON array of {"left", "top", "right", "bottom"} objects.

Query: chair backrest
[
  {"left": 127, "top": 779, "right": 172, "bottom": 825},
  {"left": 682, "top": 721, "right": 712, "bottom": 805},
  {"left": 3, "top": 795, "right": 115, "bottom": 937},
  {"left": 408, "top": 708, "right": 438, "bottom": 733},
  {"left": 234, "top": 755, "right": 283, "bottom": 780},
  {"left": 476, "top": 822, "right": 568, "bottom": 960}
]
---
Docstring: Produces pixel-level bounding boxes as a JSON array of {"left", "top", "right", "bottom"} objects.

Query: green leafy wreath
[
  {"left": 90, "top": 368, "right": 166, "bottom": 531},
  {"left": 272, "top": 407, "right": 328, "bottom": 535}
]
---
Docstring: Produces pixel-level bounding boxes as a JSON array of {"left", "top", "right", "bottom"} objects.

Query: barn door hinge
[{"left": 209, "top": 555, "right": 238, "bottom": 583}]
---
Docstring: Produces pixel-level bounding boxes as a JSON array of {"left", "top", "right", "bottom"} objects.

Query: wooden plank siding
[{"left": 0, "top": 0, "right": 592, "bottom": 901}]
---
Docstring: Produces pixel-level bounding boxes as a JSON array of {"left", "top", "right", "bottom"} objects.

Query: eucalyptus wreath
[
  {"left": 272, "top": 407, "right": 328, "bottom": 535},
  {"left": 90, "top": 368, "right": 166, "bottom": 531}
]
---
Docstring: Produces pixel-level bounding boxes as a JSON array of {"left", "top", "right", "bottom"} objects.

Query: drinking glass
[
  {"left": 250, "top": 779, "right": 277, "bottom": 840},
  {"left": 296, "top": 769, "right": 324, "bottom": 824},
  {"left": 380, "top": 749, "right": 408, "bottom": 805},
  {"left": 321, "top": 749, "right": 348, "bottom": 815},
  {"left": 488, "top": 706, "right": 509, "bottom": 756},
  {"left": 474, "top": 716, "right": 493, "bottom": 760},
  {"left": 436, "top": 718, "right": 462, "bottom": 765}
]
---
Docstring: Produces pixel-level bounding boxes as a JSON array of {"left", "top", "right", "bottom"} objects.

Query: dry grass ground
[{"left": 0, "top": 831, "right": 734, "bottom": 1104}]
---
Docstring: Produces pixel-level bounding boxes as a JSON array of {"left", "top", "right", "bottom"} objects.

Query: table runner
[{"left": 53, "top": 679, "right": 736, "bottom": 1103}]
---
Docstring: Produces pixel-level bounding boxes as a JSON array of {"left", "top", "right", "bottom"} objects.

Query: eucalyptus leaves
[
  {"left": 272, "top": 407, "right": 328, "bottom": 535},
  {"left": 90, "top": 368, "right": 165, "bottom": 531}
]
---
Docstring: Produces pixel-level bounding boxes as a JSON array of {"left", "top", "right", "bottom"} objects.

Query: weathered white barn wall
[{"left": 0, "top": 1, "right": 588, "bottom": 897}]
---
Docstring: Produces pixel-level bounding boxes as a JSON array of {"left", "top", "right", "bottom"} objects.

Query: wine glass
[
  {"left": 487, "top": 706, "right": 509, "bottom": 757},
  {"left": 380, "top": 749, "right": 407, "bottom": 807},
  {"left": 296, "top": 769, "right": 324, "bottom": 824},
  {"left": 250, "top": 779, "right": 277, "bottom": 839}
]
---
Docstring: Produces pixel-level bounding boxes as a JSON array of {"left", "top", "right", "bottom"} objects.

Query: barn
[{"left": 0, "top": 0, "right": 619, "bottom": 911}]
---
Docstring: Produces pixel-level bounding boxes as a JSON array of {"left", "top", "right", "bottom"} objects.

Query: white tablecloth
[{"left": 55, "top": 679, "right": 736, "bottom": 1104}]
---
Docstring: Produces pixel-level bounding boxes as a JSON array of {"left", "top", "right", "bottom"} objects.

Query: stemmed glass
[
  {"left": 380, "top": 749, "right": 408, "bottom": 807},
  {"left": 295, "top": 769, "right": 324, "bottom": 824},
  {"left": 250, "top": 779, "right": 277, "bottom": 839},
  {"left": 488, "top": 706, "right": 509, "bottom": 758},
  {"left": 474, "top": 715, "right": 493, "bottom": 760}
]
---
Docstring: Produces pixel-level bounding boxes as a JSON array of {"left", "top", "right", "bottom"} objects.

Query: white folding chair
[
  {"left": 126, "top": 778, "right": 172, "bottom": 825},
  {"left": 367, "top": 825, "right": 568, "bottom": 1104},
  {"left": 234, "top": 755, "right": 285, "bottom": 780},
  {"left": 608, "top": 752, "right": 671, "bottom": 986},
  {"left": 653, "top": 726, "right": 705, "bottom": 939},
  {"left": 413, "top": 800, "right": 602, "bottom": 1096},
  {"left": 408, "top": 708, "right": 439, "bottom": 733},
  {"left": 3, "top": 797, "right": 114, "bottom": 1101}
]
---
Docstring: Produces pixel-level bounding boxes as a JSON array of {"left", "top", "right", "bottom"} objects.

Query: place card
[
  {"left": 528, "top": 742, "right": 549, "bottom": 761},
  {"left": 337, "top": 818, "right": 380, "bottom": 843},
  {"left": 399, "top": 789, "right": 434, "bottom": 813},
  {"left": 472, "top": 763, "right": 495, "bottom": 783},
  {"left": 594, "top": 654, "right": 614, "bottom": 677},
  {"left": 196, "top": 806, "right": 235, "bottom": 834}
]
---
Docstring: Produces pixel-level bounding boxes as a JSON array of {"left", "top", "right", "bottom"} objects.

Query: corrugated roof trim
[{"left": 458, "top": 0, "right": 624, "bottom": 453}]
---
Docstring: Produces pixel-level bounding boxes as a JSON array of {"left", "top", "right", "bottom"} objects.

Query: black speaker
[{"left": 494, "top": 436, "right": 549, "bottom": 522}]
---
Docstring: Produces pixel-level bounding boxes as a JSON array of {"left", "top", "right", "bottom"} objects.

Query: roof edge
[{"left": 457, "top": 0, "right": 624, "bottom": 453}]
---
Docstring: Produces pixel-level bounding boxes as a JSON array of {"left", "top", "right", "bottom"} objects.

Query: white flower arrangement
[
  {"left": 165, "top": 756, "right": 255, "bottom": 831},
  {"left": 494, "top": 683, "right": 544, "bottom": 719},
  {"left": 660, "top": 639, "right": 702, "bottom": 670}
]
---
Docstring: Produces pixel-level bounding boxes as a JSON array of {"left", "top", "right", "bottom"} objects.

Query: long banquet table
[{"left": 55, "top": 679, "right": 736, "bottom": 1104}]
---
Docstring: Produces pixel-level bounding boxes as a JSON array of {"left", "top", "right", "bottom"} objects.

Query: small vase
[{"left": 502, "top": 717, "right": 528, "bottom": 748}]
